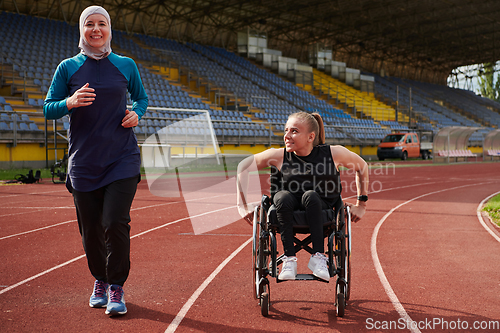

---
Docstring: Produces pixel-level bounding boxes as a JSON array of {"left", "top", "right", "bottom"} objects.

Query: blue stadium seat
[
  {"left": 29, "top": 123, "right": 40, "bottom": 131},
  {"left": 19, "top": 122, "right": 29, "bottom": 131}
]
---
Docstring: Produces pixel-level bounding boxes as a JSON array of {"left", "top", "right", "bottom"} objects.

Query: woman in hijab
[{"left": 44, "top": 5, "right": 148, "bottom": 316}]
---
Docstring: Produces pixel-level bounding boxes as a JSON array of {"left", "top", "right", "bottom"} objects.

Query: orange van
[{"left": 377, "top": 132, "right": 432, "bottom": 160}]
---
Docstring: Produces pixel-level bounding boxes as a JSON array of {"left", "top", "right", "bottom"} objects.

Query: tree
[{"left": 478, "top": 62, "right": 500, "bottom": 102}]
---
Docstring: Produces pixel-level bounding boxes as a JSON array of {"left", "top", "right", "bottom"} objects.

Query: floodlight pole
[
  {"left": 409, "top": 87, "right": 412, "bottom": 129},
  {"left": 396, "top": 85, "right": 399, "bottom": 122},
  {"left": 447, "top": 133, "right": 450, "bottom": 164}
]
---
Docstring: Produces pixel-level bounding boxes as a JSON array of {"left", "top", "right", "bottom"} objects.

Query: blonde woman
[{"left": 237, "top": 112, "right": 368, "bottom": 281}]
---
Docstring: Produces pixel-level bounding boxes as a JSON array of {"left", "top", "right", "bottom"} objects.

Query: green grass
[
  {"left": 0, "top": 161, "right": 240, "bottom": 182},
  {"left": 0, "top": 168, "right": 54, "bottom": 181},
  {"left": 483, "top": 194, "right": 500, "bottom": 227}
]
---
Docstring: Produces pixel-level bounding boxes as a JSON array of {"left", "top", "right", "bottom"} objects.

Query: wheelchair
[
  {"left": 251, "top": 167, "right": 352, "bottom": 317},
  {"left": 50, "top": 153, "right": 68, "bottom": 184}
]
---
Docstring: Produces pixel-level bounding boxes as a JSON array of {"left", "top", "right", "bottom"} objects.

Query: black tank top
[{"left": 280, "top": 144, "right": 341, "bottom": 206}]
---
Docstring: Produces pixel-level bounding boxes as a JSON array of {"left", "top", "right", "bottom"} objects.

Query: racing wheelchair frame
[{"left": 251, "top": 167, "right": 352, "bottom": 317}]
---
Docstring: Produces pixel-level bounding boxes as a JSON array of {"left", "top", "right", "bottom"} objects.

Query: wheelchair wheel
[
  {"left": 260, "top": 284, "right": 270, "bottom": 317},
  {"left": 253, "top": 202, "right": 272, "bottom": 313},
  {"left": 252, "top": 207, "right": 260, "bottom": 299},
  {"left": 336, "top": 280, "right": 346, "bottom": 317},
  {"left": 345, "top": 206, "right": 352, "bottom": 301},
  {"left": 345, "top": 251, "right": 351, "bottom": 301},
  {"left": 269, "top": 231, "right": 278, "bottom": 278},
  {"left": 333, "top": 205, "right": 349, "bottom": 317}
]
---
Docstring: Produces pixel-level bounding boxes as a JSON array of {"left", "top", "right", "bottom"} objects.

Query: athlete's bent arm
[
  {"left": 331, "top": 145, "right": 369, "bottom": 222},
  {"left": 236, "top": 149, "right": 283, "bottom": 221}
]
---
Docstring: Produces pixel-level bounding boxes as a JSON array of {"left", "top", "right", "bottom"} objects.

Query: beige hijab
[{"left": 78, "top": 6, "right": 112, "bottom": 60}]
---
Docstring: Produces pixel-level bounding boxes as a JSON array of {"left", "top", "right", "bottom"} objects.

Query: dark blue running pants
[{"left": 72, "top": 175, "right": 139, "bottom": 286}]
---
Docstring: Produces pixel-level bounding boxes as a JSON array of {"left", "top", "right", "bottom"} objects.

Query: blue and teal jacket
[{"left": 44, "top": 52, "right": 148, "bottom": 192}]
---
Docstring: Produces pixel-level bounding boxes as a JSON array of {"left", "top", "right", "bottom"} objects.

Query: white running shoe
[
  {"left": 308, "top": 252, "right": 330, "bottom": 281},
  {"left": 278, "top": 256, "right": 297, "bottom": 280}
]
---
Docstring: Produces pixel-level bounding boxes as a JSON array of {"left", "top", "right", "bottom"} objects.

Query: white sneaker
[
  {"left": 278, "top": 256, "right": 297, "bottom": 280},
  {"left": 308, "top": 252, "right": 330, "bottom": 281}
]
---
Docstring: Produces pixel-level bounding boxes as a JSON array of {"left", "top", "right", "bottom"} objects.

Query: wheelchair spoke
[{"left": 252, "top": 206, "right": 261, "bottom": 299}]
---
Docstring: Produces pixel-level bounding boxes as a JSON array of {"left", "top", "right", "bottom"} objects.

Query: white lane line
[
  {"left": 0, "top": 193, "right": 233, "bottom": 241},
  {"left": 131, "top": 205, "right": 236, "bottom": 239},
  {"left": 0, "top": 180, "right": 446, "bottom": 241},
  {"left": 0, "top": 189, "right": 68, "bottom": 199},
  {"left": 165, "top": 237, "right": 252, "bottom": 333},
  {"left": 476, "top": 190, "right": 500, "bottom": 243},
  {"left": 0, "top": 255, "right": 86, "bottom": 295},
  {"left": 0, "top": 205, "right": 237, "bottom": 295},
  {"left": 371, "top": 182, "right": 490, "bottom": 333},
  {"left": 162, "top": 181, "right": 450, "bottom": 332},
  {"left": 0, "top": 201, "right": 179, "bottom": 241},
  {"left": 0, "top": 220, "right": 78, "bottom": 241},
  {"left": 0, "top": 207, "right": 75, "bottom": 219},
  {"left": 1, "top": 180, "right": 491, "bottom": 316},
  {"left": 0, "top": 206, "right": 73, "bottom": 209},
  {"left": 0, "top": 209, "right": 59, "bottom": 219},
  {"left": 178, "top": 233, "right": 252, "bottom": 237}
]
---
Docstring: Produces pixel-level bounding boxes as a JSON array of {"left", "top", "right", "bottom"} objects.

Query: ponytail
[{"left": 311, "top": 113, "right": 325, "bottom": 146}]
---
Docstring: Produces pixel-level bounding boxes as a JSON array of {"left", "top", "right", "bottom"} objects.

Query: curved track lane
[{"left": 0, "top": 163, "right": 499, "bottom": 332}]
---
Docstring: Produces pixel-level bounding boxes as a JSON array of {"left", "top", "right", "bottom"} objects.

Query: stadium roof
[{"left": 3, "top": 0, "right": 500, "bottom": 83}]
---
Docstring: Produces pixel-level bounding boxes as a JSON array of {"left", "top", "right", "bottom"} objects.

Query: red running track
[{"left": 1, "top": 162, "right": 500, "bottom": 332}]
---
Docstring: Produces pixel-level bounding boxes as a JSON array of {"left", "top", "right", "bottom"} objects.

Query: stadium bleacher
[
  {"left": 374, "top": 74, "right": 495, "bottom": 143},
  {"left": 0, "top": 10, "right": 498, "bottom": 151}
]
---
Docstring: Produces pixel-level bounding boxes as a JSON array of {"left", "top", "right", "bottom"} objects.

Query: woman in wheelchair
[{"left": 237, "top": 111, "right": 369, "bottom": 281}]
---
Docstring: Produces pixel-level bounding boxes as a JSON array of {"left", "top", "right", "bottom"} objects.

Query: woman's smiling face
[
  {"left": 83, "top": 14, "right": 110, "bottom": 48},
  {"left": 284, "top": 116, "right": 315, "bottom": 155}
]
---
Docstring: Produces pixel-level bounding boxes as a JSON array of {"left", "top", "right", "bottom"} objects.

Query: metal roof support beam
[
  {"left": 46, "top": 0, "right": 58, "bottom": 19},
  {"left": 12, "top": 0, "right": 20, "bottom": 14},
  {"left": 68, "top": 1, "right": 81, "bottom": 25},
  {"left": 58, "top": 0, "right": 67, "bottom": 23},
  {"left": 129, "top": 10, "right": 138, "bottom": 34}
]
